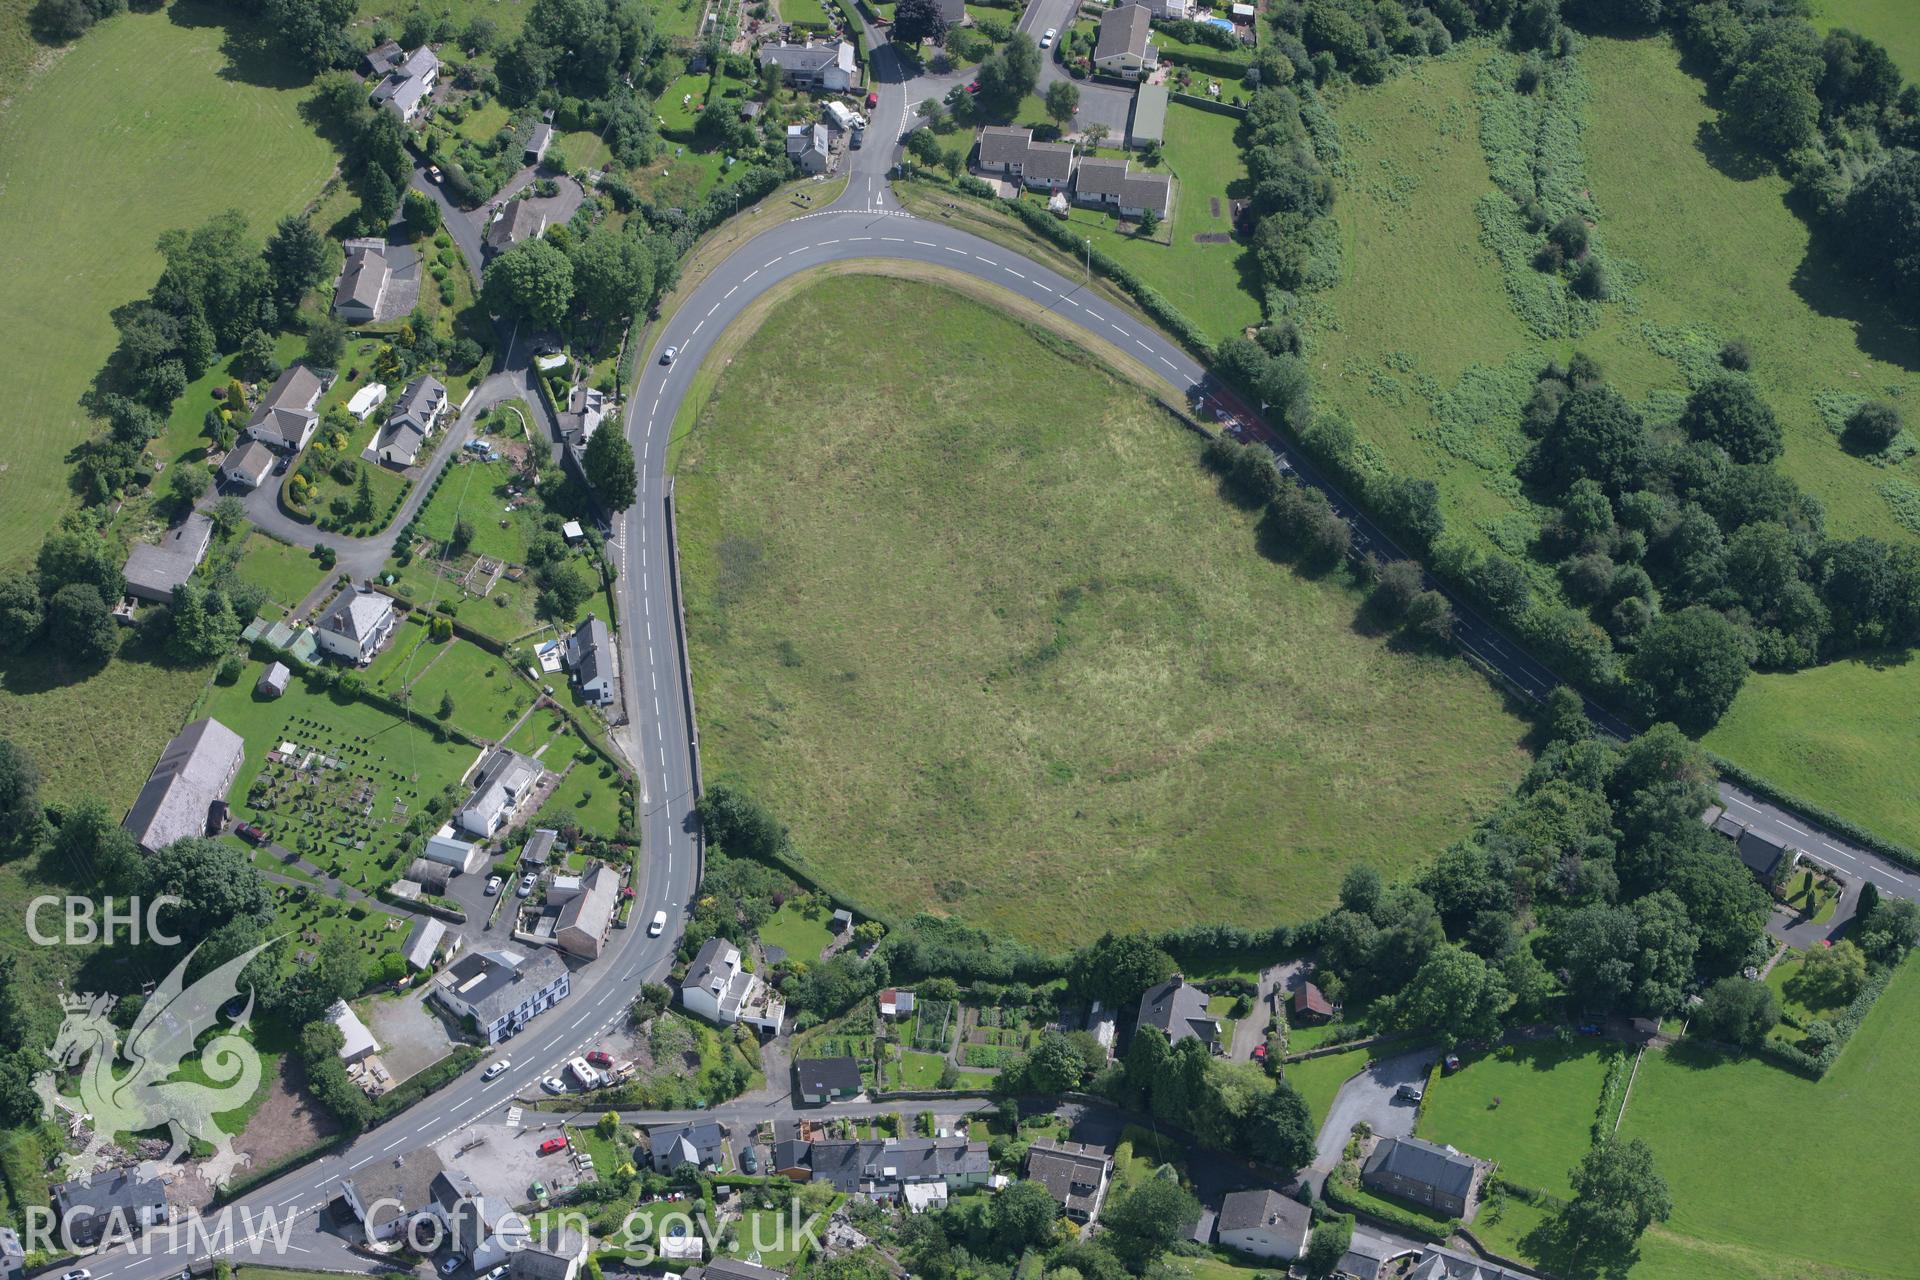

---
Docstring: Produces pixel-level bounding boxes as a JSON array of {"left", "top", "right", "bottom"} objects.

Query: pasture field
[
  {"left": 1616, "top": 959, "right": 1920, "bottom": 1280},
  {"left": 1415, "top": 1039, "right": 1618, "bottom": 1196},
  {"left": 0, "top": 4, "right": 336, "bottom": 569},
  {"left": 1703, "top": 656, "right": 1920, "bottom": 853},
  {"left": 675, "top": 273, "right": 1528, "bottom": 945},
  {"left": 1808, "top": 0, "right": 1920, "bottom": 80}
]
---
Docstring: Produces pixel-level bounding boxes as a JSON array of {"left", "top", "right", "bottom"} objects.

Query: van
[{"left": 649, "top": 909, "right": 668, "bottom": 937}]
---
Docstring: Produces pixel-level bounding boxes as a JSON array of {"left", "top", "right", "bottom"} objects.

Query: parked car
[
  {"left": 587, "top": 1049, "right": 614, "bottom": 1069},
  {"left": 966, "top": 80, "right": 980, "bottom": 94},
  {"left": 234, "top": 823, "right": 266, "bottom": 846},
  {"left": 1443, "top": 1054, "right": 1462, "bottom": 1074},
  {"left": 1395, "top": 1084, "right": 1424, "bottom": 1104},
  {"left": 539, "top": 1137, "right": 570, "bottom": 1155},
  {"left": 1041, "top": 26, "right": 1056, "bottom": 46},
  {"left": 649, "top": 908, "right": 668, "bottom": 937},
  {"left": 440, "top": 1256, "right": 466, "bottom": 1276},
  {"left": 1251, "top": 1043, "right": 1267, "bottom": 1061},
  {"left": 541, "top": 1075, "right": 567, "bottom": 1094},
  {"left": 63, "top": 1270, "right": 93, "bottom": 1280},
  {"left": 485, "top": 875, "right": 503, "bottom": 896},
  {"left": 487, "top": 1268, "right": 509, "bottom": 1280},
  {"left": 530, "top": 1180, "right": 548, "bottom": 1207},
  {"left": 867, "top": 91, "right": 879, "bottom": 109},
  {"left": 741, "top": 1149, "right": 759, "bottom": 1174},
  {"left": 483, "top": 1059, "right": 511, "bottom": 1081},
  {"left": 660, "top": 346, "right": 678, "bottom": 366},
  {"left": 518, "top": 873, "right": 537, "bottom": 897}
]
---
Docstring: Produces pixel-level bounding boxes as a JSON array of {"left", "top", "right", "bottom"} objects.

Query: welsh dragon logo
[{"left": 35, "top": 941, "right": 274, "bottom": 1188}]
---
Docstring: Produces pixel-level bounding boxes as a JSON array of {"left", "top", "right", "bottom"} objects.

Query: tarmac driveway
[{"left": 1304, "top": 1044, "right": 1440, "bottom": 1189}]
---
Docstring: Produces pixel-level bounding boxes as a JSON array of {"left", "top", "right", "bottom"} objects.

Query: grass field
[
  {"left": 1283, "top": 1047, "right": 1367, "bottom": 1133},
  {"left": 232, "top": 532, "right": 328, "bottom": 611},
  {"left": 1618, "top": 959, "right": 1920, "bottom": 1280},
  {"left": 0, "top": 4, "right": 336, "bottom": 569},
  {"left": 1808, "top": 0, "right": 1920, "bottom": 80},
  {"left": 1703, "top": 655, "right": 1920, "bottom": 852},
  {"left": 757, "top": 900, "right": 837, "bottom": 962},
  {"left": 539, "top": 753, "right": 624, "bottom": 837},
  {"left": 674, "top": 273, "right": 1529, "bottom": 945},
  {"left": 1416, "top": 1039, "right": 1617, "bottom": 1196}
]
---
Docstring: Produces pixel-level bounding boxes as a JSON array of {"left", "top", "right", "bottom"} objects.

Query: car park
[
  {"left": 483, "top": 1059, "right": 511, "bottom": 1081},
  {"left": 539, "top": 1136, "right": 569, "bottom": 1155}
]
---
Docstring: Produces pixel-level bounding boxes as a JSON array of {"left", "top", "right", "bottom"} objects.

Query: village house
[
  {"left": 759, "top": 39, "right": 858, "bottom": 91},
  {"left": 50, "top": 1169, "right": 169, "bottom": 1246},
  {"left": 1136, "top": 973, "right": 1220, "bottom": 1049},
  {"left": 431, "top": 947, "right": 571, "bottom": 1044},
  {"left": 456, "top": 747, "right": 544, "bottom": 838},
  {"left": 679, "top": 936, "right": 786, "bottom": 1032},
  {"left": 1074, "top": 155, "right": 1173, "bottom": 221},
  {"left": 555, "top": 864, "right": 622, "bottom": 959},
  {"left": 370, "top": 45, "right": 440, "bottom": 122},
  {"left": 377, "top": 374, "right": 450, "bottom": 467},
  {"left": 647, "top": 1120, "right": 729, "bottom": 1173},
  {"left": 315, "top": 586, "right": 397, "bottom": 664},
  {"left": 121, "top": 511, "right": 214, "bottom": 603},
  {"left": 973, "top": 125, "right": 1077, "bottom": 192},
  {"left": 786, "top": 122, "right": 831, "bottom": 175},
  {"left": 564, "top": 614, "right": 616, "bottom": 705},
  {"left": 793, "top": 1056, "right": 863, "bottom": 1105},
  {"left": 1093, "top": 4, "right": 1157, "bottom": 79},
  {"left": 219, "top": 439, "right": 277, "bottom": 489},
  {"left": 1214, "top": 1188, "right": 1311, "bottom": 1261},
  {"left": 333, "top": 238, "right": 391, "bottom": 323},
  {"left": 487, "top": 199, "right": 550, "bottom": 254},
  {"left": 1025, "top": 1139, "right": 1111, "bottom": 1225},
  {"left": 243, "top": 363, "right": 328, "bottom": 454},
  {"left": 1361, "top": 1136, "right": 1480, "bottom": 1219}
]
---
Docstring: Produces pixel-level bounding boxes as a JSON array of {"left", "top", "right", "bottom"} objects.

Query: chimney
[{"left": 1170, "top": 973, "right": 1184, "bottom": 988}]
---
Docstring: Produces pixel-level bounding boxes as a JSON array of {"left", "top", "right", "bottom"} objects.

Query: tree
[
  {"left": 39, "top": 527, "right": 124, "bottom": 597},
  {"left": 450, "top": 517, "right": 475, "bottom": 556},
  {"left": 166, "top": 579, "right": 240, "bottom": 666},
  {"left": 1045, "top": 79, "right": 1080, "bottom": 127},
  {"left": 988, "top": 1179, "right": 1059, "bottom": 1251},
  {"left": 1392, "top": 943, "right": 1510, "bottom": 1044},
  {"left": 892, "top": 0, "right": 948, "bottom": 45},
  {"left": 537, "top": 561, "right": 591, "bottom": 620},
  {"left": 147, "top": 837, "right": 271, "bottom": 942},
  {"left": 1528, "top": 384, "right": 1650, "bottom": 495},
  {"left": 1067, "top": 932, "right": 1177, "bottom": 1007},
  {"left": 1728, "top": 37, "right": 1823, "bottom": 155},
  {"left": 403, "top": 189, "right": 442, "bottom": 240},
  {"left": 0, "top": 573, "right": 43, "bottom": 652},
  {"left": 1627, "top": 890, "right": 1698, "bottom": 1016},
  {"left": 1472, "top": 551, "right": 1532, "bottom": 624},
  {"left": 1371, "top": 559, "right": 1425, "bottom": 618},
  {"left": 1245, "top": 1078, "right": 1317, "bottom": 1172},
  {"left": 1547, "top": 902, "right": 1637, "bottom": 1014},
  {"left": 1859, "top": 897, "right": 1920, "bottom": 965},
  {"left": 1693, "top": 975, "right": 1777, "bottom": 1048},
  {"left": 1679, "top": 375, "right": 1782, "bottom": 464},
  {"left": 273, "top": 928, "right": 368, "bottom": 1025},
  {"left": 437, "top": 690, "right": 456, "bottom": 721},
  {"left": 483, "top": 236, "right": 575, "bottom": 328},
  {"left": 166, "top": 461, "right": 209, "bottom": 515},
  {"left": 1627, "top": 607, "right": 1751, "bottom": 733},
  {"left": 978, "top": 34, "right": 1041, "bottom": 108},
  {"left": 0, "top": 739, "right": 43, "bottom": 857},
  {"left": 1559, "top": 1137, "right": 1672, "bottom": 1256},
  {"left": 570, "top": 226, "right": 657, "bottom": 328},
  {"left": 1102, "top": 1175, "right": 1200, "bottom": 1269},
  {"left": 238, "top": 327, "right": 280, "bottom": 383},
  {"left": 1403, "top": 589, "right": 1453, "bottom": 642},
  {"left": 46, "top": 583, "right": 116, "bottom": 665},
  {"left": 697, "top": 783, "right": 786, "bottom": 860},
  {"left": 1015, "top": 1030, "right": 1087, "bottom": 1093},
  {"left": 45, "top": 797, "right": 143, "bottom": 891},
  {"left": 306, "top": 316, "right": 348, "bottom": 371},
  {"left": 1843, "top": 400, "right": 1904, "bottom": 453},
  {"left": 1837, "top": 151, "right": 1920, "bottom": 324},
  {"left": 264, "top": 215, "right": 330, "bottom": 323},
  {"left": 583, "top": 425, "right": 638, "bottom": 511},
  {"left": 1795, "top": 938, "right": 1867, "bottom": 1007},
  {"left": 1303, "top": 1216, "right": 1352, "bottom": 1278}
]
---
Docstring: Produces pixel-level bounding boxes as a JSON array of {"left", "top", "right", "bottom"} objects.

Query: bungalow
[
  {"left": 403, "top": 917, "right": 447, "bottom": 970},
  {"left": 759, "top": 39, "right": 858, "bottom": 92},
  {"left": 122, "top": 511, "right": 214, "bottom": 603},
  {"left": 556, "top": 865, "right": 621, "bottom": 959},
  {"left": 1708, "top": 810, "right": 1801, "bottom": 883},
  {"left": 680, "top": 936, "right": 786, "bottom": 1032},
  {"left": 794, "top": 1056, "right": 863, "bottom": 1104},
  {"left": 1361, "top": 1136, "right": 1479, "bottom": 1219},
  {"left": 647, "top": 1120, "right": 729, "bottom": 1173},
  {"left": 244, "top": 364, "right": 328, "bottom": 454},
  {"left": 370, "top": 45, "right": 440, "bottom": 122},
  {"left": 565, "top": 614, "right": 616, "bottom": 705},
  {"left": 1215, "top": 1188, "right": 1310, "bottom": 1261},
  {"left": 487, "top": 199, "right": 550, "bottom": 254},
  {"left": 431, "top": 946, "right": 571, "bottom": 1044},
  {"left": 973, "top": 126, "right": 1077, "bottom": 192},
  {"left": 378, "top": 374, "right": 451, "bottom": 467},
  {"left": 1073, "top": 155, "right": 1172, "bottom": 220},
  {"left": 1406, "top": 1245, "right": 1533, "bottom": 1280},
  {"left": 256, "top": 661, "right": 292, "bottom": 698},
  {"left": 316, "top": 586, "right": 397, "bottom": 664},
  {"left": 328, "top": 999, "right": 380, "bottom": 1064},
  {"left": 786, "top": 122, "right": 831, "bottom": 175},
  {"left": 1127, "top": 82, "right": 1168, "bottom": 149},
  {"left": 122, "top": 717, "right": 245, "bottom": 854},
  {"left": 50, "top": 1170, "right": 168, "bottom": 1247},
  {"left": 1093, "top": 4, "right": 1158, "bottom": 79},
  {"left": 1136, "top": 973, "right": 1219, "bottom": 1049},
  {"left": 1291, "top": 982, "right": 1335, "bottom": 1023},
  {"left": 219, "top": 439, "right": 277, "bottom": 489},
  {"left": 456, "top": 747, "right": 544, "bottom": 838},
  {"left": 1025, "top": 1139, "right": 1111, "bottom": 1225},
  {"left": 334, "top": 238, "right": 391, "bottom": 323}
]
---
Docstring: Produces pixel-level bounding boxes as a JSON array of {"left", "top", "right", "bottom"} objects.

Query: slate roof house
[
  {"left": 457, "top": 747, "right": 544, "bottom": 838},
  {"left": 122, "top": 511, "right": 214, "bottom": 603},
  {"left": 759, "top": 39, "right": 858, "bottom": 91},
  {"left": 244, "top": 364, "right": 328, "bottom": 453},
  {"left": 556, "top": 864, "right": 622, "bottom": 959},
  {"left": 378, "top": 374, "right": 450, "bottom": 467},
  {"left": 50, "top": 1169, "right": 168, "bottom": 1246},
  {"left": 1361, "top": 1136, "right": 1479, "bottom": 1219},
  {"left": 1136, "top": 973, "right": 1219, "bottom": 1048},
  {"left": 647, "top": 1120, "right": 729, "bottom": 1172},
  {"left": 507, "top": 1227, "right": 590, "bottom": 1280},
  {"left": 933, "top": 0, "right": 967, "bottom": 24},
  {"left": 973, "top": 126, "right": 1077, "bottom": 191},
  {"left": 487, "top": 199, "right": 551, "bottom": 253},
  {"left": 333, "top": 238, "right": 391, "bottom": 323},
  {"left": 685, "top": 1262, "right": 789, "bottom": 1280},
  {"left": 1405, "top": 1245, "right": 1533, "bottom": 1280},
  {"left": 680, "top": 936, "right": 786, "bottom": 1031},
  {"left": 370, "top": 45, "right": 440, "bottom": 122},
  {"left": 432, "top": 947, "right": 571, "bottom": 1044},
  {"left": 1074, "top": 155, "right": 1172, "bottom": 220},
  {"left": 1709, "top": 810, "right": 1801, "bottom": 882},
  {"left": 316, "top": 586, "right": 397, "bottom": 664},
  {"left": 520, "top": 827, "right": 559, "bottom": 867},
  {"left": 1094, "top": 4, "right": 1157, "bottom": 78},
  {"left": 1025, "top": 1139, "right": 1111, "bottom": 1224},
  {"left": 558, "top": 384, "right": 608, "bottom": 444},
  {"left": 219, "top": 439, "right": 277, "bottom": 489},
  {"left": 565, "top": 614, "right": 616, "bottom": 705},
  {"left": 795, "top": 1136, "right": 990, "bottom": 1204},
  {"left": 1215, "top": 1188, "right": 1311, "bottom": 1261},
  {"left": 122, "top": 717, "right": 245, "bottom": 854},
  {"left": 794, "top": 1056, "right": 863, "bottom": 1104},
  {"left": 340, "top": 1148, "right": 447, "bottom": 1242},
  {"left": 526, "top": 123, "right": 556, "bottom": 165},
  {"left": 786, "top": 122, "right": 831, "bottom": 175}
]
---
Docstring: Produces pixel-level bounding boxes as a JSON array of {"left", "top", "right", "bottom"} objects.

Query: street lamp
[{"left": 1083, "top": 237, "right": 1090, "bottom": 284}]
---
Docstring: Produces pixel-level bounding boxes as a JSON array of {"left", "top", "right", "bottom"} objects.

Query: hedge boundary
[
  {"left": 1708, "top": 751, "right": 1920, "bottom": 876},
  {"left": 1755, "top": 961, "right": 1898, "bottom": 1078}
]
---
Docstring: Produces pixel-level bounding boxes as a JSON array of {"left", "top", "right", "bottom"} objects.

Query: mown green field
[
  {"left": 0, "top": 4, "right": 336, "bottom": 568},
  {"left": 1282, "top": 1046, "right": 1366, "bottom": 1133},
  {"left": 675, "top": 273, "right": 1528, "bottom": 946},
  {"left": 1808, "top": 0, "right": 1920, "bottom": 81},
  {"left": 1619, "top": 959, "right": 1920, "bottom": 1280},
  {"left": 1704, "top": 656, "right": 1920, "bottom": 852},
  {"left": 1417, "top": 1039, "right": 1618, "bottom": 1197}
]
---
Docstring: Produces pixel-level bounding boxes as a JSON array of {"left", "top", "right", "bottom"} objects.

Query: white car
[
  {"left": 485, "top": 875, "right": 503, "bottom": 896},
  {"left": 63, "top": 1271, "right": 92, "bottom": 1280},
  {"left": 541, "top": 1075, "right": 567, "bottom": 1094},
  {"left": 661, "top": 346, "right": 678, "bottom": 366},
  {"left": 440, "top": 1256, "right": 466, "bottom": 1277},
  {"left": 517, "top": 873, "right": 537, "bottom": 897},
  {"left": 1041, "top": 26, "right": 1056, "bottom": 46},
  {"left": 483, "top": 1059, "right": 511, "bottom": 1081},
  {"left": 649, "top": 908, "right": 668, "bottom": 937}
]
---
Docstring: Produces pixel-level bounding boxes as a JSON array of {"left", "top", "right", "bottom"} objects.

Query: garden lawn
[
  {"left": 651, "top": 0, "right": 710, "bottom": 40},
  {"left": 1703, "top": 656, "right": 1920, "bottom": 853},
  {"left": 411, "top": 457, "right": 527, "bottom": 561},
  {"left": 159, "top": 333, "right": 307, "bottom": 469},
  {"left": 1762, "top": 949, "right": 1851, "bottom": 1045},
  {"left": 0, "top": 4, "right": 336, "bottom": 569},
  {"left": 780, "top": 0, "right": 831, "bottom": 25},
  {"left": 232, "top": 532, "right": 326, "bottom": 612},
  {"left": 538, "top": 750, "right": 624, "bottom": 837},
  {"left": 401, "top": 638, "right": 534, "bottom": 743},
  {"left": 1416, "top": 1039, "right": 1616, "bottom": 1196},
  {"left": 675, "top": 273, "right": 1528, "bottom": 945},
  {"left": 756, "top": 901, "right": 838, "bottom": 962},
  {"left": 1281, "top": 1047, "right": 1366, "bottom": 1135},
  {"left": 1617, "top": 958, "right": 1920, "bottom": 1280},
  {"left": 894, "top": 1050, "right": 949, "bottom": 1088},
  {"left": 657, "top": 71, "right": 712, "bottom": 138}
]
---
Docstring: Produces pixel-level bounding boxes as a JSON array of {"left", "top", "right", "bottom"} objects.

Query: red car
[
  {"left": 538, "top": 1137, "right": 569, "bottom": 1156},
  {"left": 1251, "top": 1043, "right": 1267, "bottom": 1061},
  {"left": 235, "top": 823, "right": 267, "bottom": 846},
  {"left": 965, "top": 80, "right": 980, "bottom": 94},
  {"left": 866, "top": 91, "right": 878, "bottom": 110},
  {"left": 586, "top": 1050, "right": 614, "bottom": 1069}
]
